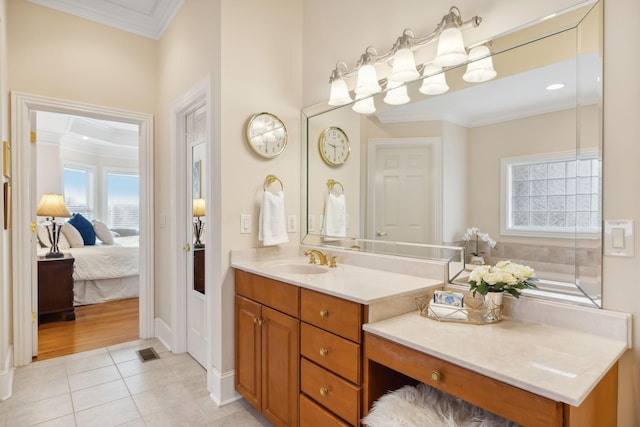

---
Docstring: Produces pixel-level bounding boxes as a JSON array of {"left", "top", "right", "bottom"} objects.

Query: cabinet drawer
[
  {"left": 301, "top": 322, "right": 360, "bottom": 384},
  {"left": 235, "top": 270, "right": 299, "bottom": 317},
  {"left": 301, "top": 358, "right": 361, "bottom": 426},
  {"left": 301, "top": 289, "right": 362, "bottom": 342},
  {"left": 300, "top": 394, "right": 350, "bottom": 427}
]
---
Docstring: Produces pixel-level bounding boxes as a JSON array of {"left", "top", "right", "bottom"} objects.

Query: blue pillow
[{"left": 68, "top": 213, "right": 96, "bottom": 245}]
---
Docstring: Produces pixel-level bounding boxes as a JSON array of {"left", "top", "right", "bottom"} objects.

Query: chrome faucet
[{"left": 304, "top": 249, "right": 328, "bottom": 266}]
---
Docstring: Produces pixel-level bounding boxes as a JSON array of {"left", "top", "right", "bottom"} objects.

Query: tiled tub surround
[{"left": 232, "top": 245, "right": 632, "bottom": 423}]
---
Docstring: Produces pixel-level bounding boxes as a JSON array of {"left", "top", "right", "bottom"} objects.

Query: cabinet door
[
  {"left": 235, "top": 296, "right": 261, "bottom": 410},
  {"left": 261, "top": 305, "right": 299, "bottom": 427}
]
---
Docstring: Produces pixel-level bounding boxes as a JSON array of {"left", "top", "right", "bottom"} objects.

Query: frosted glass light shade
[
  {"left": 354, "top": 64, "right": 381, "bottom": 95},
  {"left": 433, "top": 27, "right": 468, "bottom": 67},
  {"left": 384, "top": 80, "right": 410, "bottom": 105},
  {"left": 419, "top": 64, "right": 449, "bottom": 95},
  {"left": 463, "top": 45, "right": 497, "bottom": 83},
  {"left": 388, "top": 48, "right": 420, "bottom": 83},
  {"left": 352, "top": 95, "right": 376, "bottom": 114},
  {"left": 328, "top": 78, "right": 352, "bottom": 105}
]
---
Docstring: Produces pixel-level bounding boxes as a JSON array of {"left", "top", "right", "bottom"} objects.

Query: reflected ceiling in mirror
[{"left": 302, "top": 1, "right": 602, "bottom": 307}]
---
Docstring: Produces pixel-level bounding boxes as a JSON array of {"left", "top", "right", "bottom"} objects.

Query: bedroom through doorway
[{"left": 34, "top": 110, "right": 143, "bottom": 358}]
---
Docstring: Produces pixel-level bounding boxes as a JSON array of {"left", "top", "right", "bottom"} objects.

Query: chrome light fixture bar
[{"left": 328, "top": 6, "right": 497, "bottom": 112}]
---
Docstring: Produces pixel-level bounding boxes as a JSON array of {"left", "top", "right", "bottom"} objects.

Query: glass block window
[{"left": 503, "top": 152, "right": 601, "bottom": 235}]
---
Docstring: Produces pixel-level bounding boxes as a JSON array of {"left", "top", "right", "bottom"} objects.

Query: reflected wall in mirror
[{"left": 302, "top": 2, "right": 602, "bottom": 307}]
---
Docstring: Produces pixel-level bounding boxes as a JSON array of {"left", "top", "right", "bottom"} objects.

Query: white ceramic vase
[{"left": 484, "top": 291, "right": 504, "bottom": 322}]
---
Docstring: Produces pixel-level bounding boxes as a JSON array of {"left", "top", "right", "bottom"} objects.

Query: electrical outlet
[
  {"left": 287, "top": 215, "right": 297, "bottom": 233},
  {"left": 240, "top": 214, "right": 251, "bottom": 234}
]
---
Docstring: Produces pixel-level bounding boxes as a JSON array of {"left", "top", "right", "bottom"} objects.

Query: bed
[{"left": 38, "top": 235, "right": 139, "bottom": 306}]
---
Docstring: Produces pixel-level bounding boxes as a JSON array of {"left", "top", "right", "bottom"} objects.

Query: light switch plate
[
  {"left": 604, "top": 219, "right": 634, "bottom": 257},
  {"left": 240, "top": 214, "right": 251, "bottom": 234},
  {"left": 308, "top": 215, "right": 315, "bottom": 232},
  {"left": 287, "top": 215, "right": 297, "bottom": 233}
]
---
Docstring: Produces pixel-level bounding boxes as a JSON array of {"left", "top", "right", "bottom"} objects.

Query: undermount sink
[{"left": 265, "top": 262, "right": 329, "bottom": 275}]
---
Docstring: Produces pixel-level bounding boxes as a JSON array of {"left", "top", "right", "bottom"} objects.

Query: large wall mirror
[{"left": 302, "top": 2, "right": 602, "bottom": 307}]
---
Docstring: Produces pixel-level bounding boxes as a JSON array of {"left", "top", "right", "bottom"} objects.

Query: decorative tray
[{"left": 415, "top": 294, "right": 502, "bottom": 325}]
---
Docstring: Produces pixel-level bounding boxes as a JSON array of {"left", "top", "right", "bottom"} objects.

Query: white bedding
[{"left": 38, "top": 235, "right": 139, "bottom": 281}]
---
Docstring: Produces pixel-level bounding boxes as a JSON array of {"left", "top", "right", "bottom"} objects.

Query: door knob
[
  {"left": 183, "top": 243, "right": 191, "bottom": 251},
  {"left": 376, "top": 230, "right": 387, "bottom": 237}
]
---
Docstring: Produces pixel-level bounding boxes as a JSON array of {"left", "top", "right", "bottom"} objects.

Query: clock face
[
  {"left": 246, "top": 112, "right": 288, "bottom": 158},
  {"left": 319, "top": 127, "right": 350, "bottom": 166}
]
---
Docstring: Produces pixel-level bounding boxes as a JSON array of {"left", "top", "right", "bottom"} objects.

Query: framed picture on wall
[
  {"left": 3, "top": 181, "right": 10, "bottom": 230},
  {"left": 2, "top": 141, "right": 10, "bottom": 179},
  {"left": 193, "top": 160, "right": 201, "bottom": 198}
]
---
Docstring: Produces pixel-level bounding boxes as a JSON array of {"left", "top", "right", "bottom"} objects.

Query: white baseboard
[
  {"left": 208, "top": 367, "right": 240, "bottom": 406},
  {"left": 0, "top": 345, "right": 14, "bottom": 401},
  {"left": 154, "top": 317, "right": 173, "bottom": 352}
]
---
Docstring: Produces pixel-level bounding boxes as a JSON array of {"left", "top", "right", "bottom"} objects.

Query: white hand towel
[
  {"left": 323, "top": 193, "right": 347, "bottom": 237},
  {"left": 258, "top": 190, "right": 289, "bottom": 246}
]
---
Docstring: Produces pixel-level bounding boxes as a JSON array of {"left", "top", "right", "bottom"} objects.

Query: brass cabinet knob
[
  {"left": 319, "top": 348, "right": 328, "bottom": 357},
  {"left": 253, "top": 317, "right": 264, "bottom": 325},
  {"left": 319, "top": 387, "right": 328, "bottom": 396},
  {"left": 320, "top": 309, "right": 329, "bottom": 318},
  {"left": 431, "top": 371, "right": 441, "bottom": 382}
]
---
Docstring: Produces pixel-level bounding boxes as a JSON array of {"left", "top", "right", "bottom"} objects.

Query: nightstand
[{"left": 38, "top": 254, "right": 75, "bottom": 322}]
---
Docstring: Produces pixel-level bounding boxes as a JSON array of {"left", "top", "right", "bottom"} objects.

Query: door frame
[
  {"left": 11, "top": 91, "right": 155, "bottom": 366},
  {"left": 366, "top": 137, "right": 442, "bottom": 244}
]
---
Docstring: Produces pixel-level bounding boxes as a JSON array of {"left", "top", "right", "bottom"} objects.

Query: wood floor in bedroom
[{"left": 35, "top": 298, "right": 139, "bottom": 361}]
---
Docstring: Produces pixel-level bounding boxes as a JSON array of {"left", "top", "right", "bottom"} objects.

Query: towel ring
[
  {"left": 264, "top": 174, "right": 284, "bottom": 191},
  {"left": 326, "top": 179, "right": 344, "bottom": 195}
]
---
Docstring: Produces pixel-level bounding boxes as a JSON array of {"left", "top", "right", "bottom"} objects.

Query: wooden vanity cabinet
[
  {"left": 363, "top": 332, "right": 619, "bottom": 427},
  {"left": 299, "top": 288, "right": 366, "bottom": 426},
  {"left": 235, "top": 270, "right": 300, "bottom": 427}
]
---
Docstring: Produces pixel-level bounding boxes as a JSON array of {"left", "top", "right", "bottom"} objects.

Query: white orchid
[{"left": 462, "top": 227, "right": 496, "bottom": 256}]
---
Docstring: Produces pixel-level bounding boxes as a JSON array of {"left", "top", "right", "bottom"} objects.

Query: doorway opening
[{"left": 11, "top": 92, "right": 154, "bottom": 366}]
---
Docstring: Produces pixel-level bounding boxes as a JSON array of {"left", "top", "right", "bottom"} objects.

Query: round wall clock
[
  {"left": 246, "top": 112, "right": 288, "bottom": 158},
  {"left": 319, "top": 126, "right": 350, "bottom": 166}
]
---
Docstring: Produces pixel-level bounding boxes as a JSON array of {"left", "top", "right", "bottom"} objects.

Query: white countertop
[
  {"left": 232, "top": 256, "right": 443, "bottom": 305},
  {"left": 363, "top": 311, "right": 628, "bottom": 406}
]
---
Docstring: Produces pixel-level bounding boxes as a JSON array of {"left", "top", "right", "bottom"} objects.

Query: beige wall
[
  {"left": 7, "top": 1, "right": 156, "bottom": 113},
  {"left": 0, "top": 0, "right": 9, "bottom": 400}
]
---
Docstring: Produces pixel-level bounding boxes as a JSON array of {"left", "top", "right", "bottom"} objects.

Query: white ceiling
[{"left": 28, "top": 0, "right": 184, "bottom": 39}]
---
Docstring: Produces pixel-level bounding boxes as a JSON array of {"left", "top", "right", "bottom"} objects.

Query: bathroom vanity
[{"left": 232, "top": 248, "right": 630, "bottom": 427}]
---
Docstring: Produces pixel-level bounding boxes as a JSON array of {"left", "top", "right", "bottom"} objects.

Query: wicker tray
[{"left": 415, "top": 295, "right": 502, "bottom": 325}]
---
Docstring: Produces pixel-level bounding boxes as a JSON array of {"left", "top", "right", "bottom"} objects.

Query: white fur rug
[{"left": 362, "top": 383, "right": 519, "bottom": 427}]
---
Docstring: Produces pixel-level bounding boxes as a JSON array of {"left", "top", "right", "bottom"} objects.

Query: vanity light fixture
[
  {"left": 328, "top": 6, "right": 497, "bottom": 111},
  {"left": 546, "top": 83, "right": 565, "bottom": 91}
]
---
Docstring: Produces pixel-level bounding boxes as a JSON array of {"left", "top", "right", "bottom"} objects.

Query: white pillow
[
  {"left": 37, "top": 223, "right": 52, "bottom": 248},
  {"left": 62, "top": 222, "right": 84, "bottom": 248},
  {"left": 93, "top": 220, "right": 114, "bottom": 244}
]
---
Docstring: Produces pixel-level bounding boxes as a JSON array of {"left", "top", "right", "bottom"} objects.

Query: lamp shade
[
  {"left": 463, "top": 45, "right": 497, "bottom": 83},
  {"left": 328, "top": 78, "right": 352, "bottom": 106},
  {"left": 36, "top": 194, "right": 71, "bottom": 218},
  {"left": 433, "top": 27, "right": 468, "bottom": 67},
  {"left": 352, "top": 95, "right": 376, "bottom": 114},
  {"left": 388, "top": 48, "right": 420, "bottom": 83},
  {"left": 419, "top": 64, "right": 450, "bottom": 95},
  {"left": 384, "top": 80, "right": 410, "bottom": 105},
  {"left": 193, "top": 198, "right": 206, "bottom": 217},
  {"left": 354, "top": 64, "right": 381, "bottom": 96}
]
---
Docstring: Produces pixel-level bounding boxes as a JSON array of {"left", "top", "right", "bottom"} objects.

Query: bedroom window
[
  {"left": 63, "top": 166, "right": 95, "bottom": 218},
  {"left": 501, "top": 151, "right": 601, "bottom": 237},
  {"left": 106, "top": 171, "right": 139, "bottom": 231}
]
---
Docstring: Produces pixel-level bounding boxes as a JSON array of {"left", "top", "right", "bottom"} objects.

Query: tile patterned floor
[{"left": 0, "top": 339, "right": 272, "bottom": 427}]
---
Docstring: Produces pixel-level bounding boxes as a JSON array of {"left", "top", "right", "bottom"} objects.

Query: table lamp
[
  {"left": 37, "top": 193, "right": 71, "bottom": 258},
  {"left": 193, "top": 198, "right": 205, "bottom": 249}
]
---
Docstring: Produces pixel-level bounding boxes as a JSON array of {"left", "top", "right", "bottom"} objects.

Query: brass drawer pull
[
  {"left": 431, "top": 371, "right": 441, "bottom": 382},
  {"left": 319, "top": 348, "right": 328, "bottom": 357},
  {"left": 319, "top": 386, "right": 329, "bottom": 396},
  {"left": 253, "top": 317, "right": 264, "bottom": 325},
  {"left": 320, "top": 309, "right": 329, "bottom": 318}
]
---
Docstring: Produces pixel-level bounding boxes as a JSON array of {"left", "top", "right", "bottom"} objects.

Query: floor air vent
[{"left": 136, "top": 347, "right": 160, "bottom": 363}]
